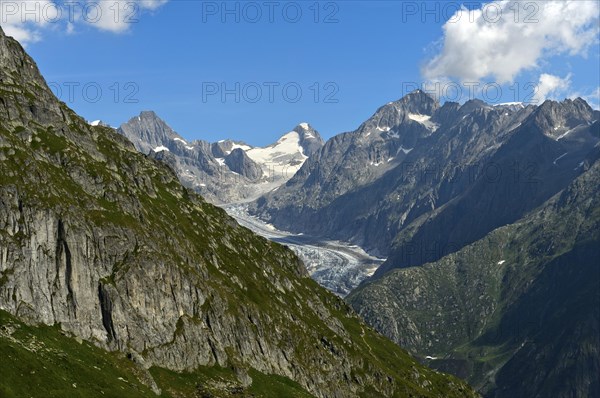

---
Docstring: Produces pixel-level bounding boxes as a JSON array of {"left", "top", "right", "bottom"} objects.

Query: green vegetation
[
  {"left": 0, "top": 310, "right": 153, "bottom": 398},
  {"left": 0, "top": 310, "right": 317, "bottom": 398}
]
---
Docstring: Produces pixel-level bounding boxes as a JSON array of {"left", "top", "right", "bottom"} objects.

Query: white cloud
[
  {"left": 0, "top": 0, "right": 58, "bottom": 44},
  {"left": 0, "top": 0, "right": 168, "bottom": 43},
  {"left": 423, "top": 1, "right": 600, "bottom": 83},
  {"left": 83, "top": 0, "right": 168, "bottom": 33},
  {"left": 138, "top": 0, "right": 168, "bottom": 10},
  {"left": 531, "top": 73, "right": 571, "bottom": 104}
]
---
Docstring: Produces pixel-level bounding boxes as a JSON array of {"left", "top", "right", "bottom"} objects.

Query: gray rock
[
  {"left": 225, "top": 148, "right": 262, "bottom": 181},
  {"left": 250, "top": 92, "right": 599, "bottom": 260}
]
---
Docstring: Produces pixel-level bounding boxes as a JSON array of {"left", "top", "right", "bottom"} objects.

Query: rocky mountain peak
[
  {"left": 224, "top": 148, "right": 263, "bottom": 181},
  {"left": 358, "top": 91, "right": 440, "bottom": 137},
  {"left": 211, "top": 139, "right": 252, "bottom": 158},
  {"left": 292, "top": 122, "right": 325, "bottom": 157},
  {"left": 398, "top": 89, "right": 439, "bottom": 114},
  {"left": 531, "top": 97, "right": 598, "bottom": 139},
  {"left": 458, "top": 98, "right": 492, "bottom": 114},
  {"left": 118, "top": 111, "right": 184, "bottom": 154}
]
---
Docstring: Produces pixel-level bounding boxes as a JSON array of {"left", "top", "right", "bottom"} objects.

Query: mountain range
[
  {"left": 245, "top": 90, "right": 599, "bottom": 397},
  {"left": 2, "top": 18, "right": 599, "bottom": 398},
  {"left": 348, "top": 148, "right": 600, "bottom": 397},
  {"left": 115, "top": 83, "right": 600, "bottom": 398},
  {"left": 250, "top": 91, "right": 598, "bottom": 258},
  {"left": 117, "top": 112, "right": 324, "bottom": 204}
]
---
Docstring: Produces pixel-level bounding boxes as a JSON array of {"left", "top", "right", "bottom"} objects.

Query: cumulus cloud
[
  {"left": 0, "top": 0, "right": 58, "bottom": 44},
  {"left": 423, "top": 0, "right": 600, "bottom": 83},
  {"left": 531, "top": 73, "right": 571, "bottom": 104},
  {"left": 84, "top": 0, "right": 169, "bottom": 33},
  {"left": 0, "top": 0, "right": 168, "bottom": 43}
]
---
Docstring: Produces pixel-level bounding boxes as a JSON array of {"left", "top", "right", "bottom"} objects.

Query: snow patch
[
  {"left": 553, "top": 152, "right": 568, "bottom": 165},
  {"left": 299, "top": 122, "right": 310, "bottom": 129},
  {"left": 246, "top": 131, "right": 308, "bottom": 178},
  {"left": 173, "top": 137, "right": 187, "bottom": 144},
  {"left": 154, "top": 146, "right": 169, "bottom": 152},
  {"left": 398, "top": 147, "right": 413, "bottom": 155},
  {"left": 556, "top": 128, "right": 575, "bottom": 141},
  {"left": 408, "top": 114, "right": 439, "bottom": 132},
  {"left": 425, "top": 356, "right": 438, "bottom": 360},
  {"left": 231, "top": 143, "right": 252, "bottom": 152},
  {"left": 90, "top": 120, "right": 101, "bottom": 126},
  {"left": 494, "top": 102, "right": 524, "bottom": 108},
  {"left": 215, "top": 158, "right": 226, "bottom": 166},
  {"left": 408, "top": 113, "right": 431, "bottom": 123},
  {"left": 497, "top": 260, "right": 506, "bottom": 265}
]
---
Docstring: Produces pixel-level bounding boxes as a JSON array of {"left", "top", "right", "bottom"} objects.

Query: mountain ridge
[
  {"left": 117, "top": 111, "right": 324, "bottom": 204},
  {"left": 250, "top": 90, "right": 598, "bottom": 260}
]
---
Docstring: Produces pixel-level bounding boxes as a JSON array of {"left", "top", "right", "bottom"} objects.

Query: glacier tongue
[{"left": 224, "top": 204, "right": 385, "bottom": 296}]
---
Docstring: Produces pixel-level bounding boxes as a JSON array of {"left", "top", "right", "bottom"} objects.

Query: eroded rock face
[
  {"left": 0, "top": 27, "right": 477, "bottom": 398},
  {"left": 225, "top": 148, "right": 262, "bottom": 181}
]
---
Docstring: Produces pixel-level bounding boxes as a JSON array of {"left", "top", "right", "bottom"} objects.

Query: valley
[{"left": 224, "top": 203, "right": 385, "bottom": 296}]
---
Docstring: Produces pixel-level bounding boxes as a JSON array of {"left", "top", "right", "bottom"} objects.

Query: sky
[{"left": 1, "top": 0, "right": 599, "bottom": 146}]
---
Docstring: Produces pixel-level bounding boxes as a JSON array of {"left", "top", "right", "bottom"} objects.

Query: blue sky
[{"left": 3, "top": 0, "right": 600, "bottom": 145}]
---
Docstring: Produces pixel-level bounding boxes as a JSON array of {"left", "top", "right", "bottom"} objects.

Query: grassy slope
[{"left": 0, "top": 309, "right": 315, "bottom": 398}]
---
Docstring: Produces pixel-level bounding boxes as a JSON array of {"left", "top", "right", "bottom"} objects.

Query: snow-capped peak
[
  {"left": 246, "top": 131, "right": 308, "bottom": 178},
  {"left": 173, "top": 137, "right": 188, "bottom": 145},
  {"left": 494, "top": 102, "right": 524, "bottom": 108}
]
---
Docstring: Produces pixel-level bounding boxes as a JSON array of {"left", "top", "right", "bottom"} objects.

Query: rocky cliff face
[
  {"left": 0, "top": 26, "right": 477, "bottom": 397},
  {"left": 224, "top": 148, "right": 262, "bottom": 181},
  {"left": 348, "top": 151, "right": 600, "bottom": 397}
]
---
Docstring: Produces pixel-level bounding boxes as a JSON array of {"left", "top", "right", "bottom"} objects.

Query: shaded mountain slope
[{"left": 348, "top": 150, "right": 600, "bottom": 397}]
